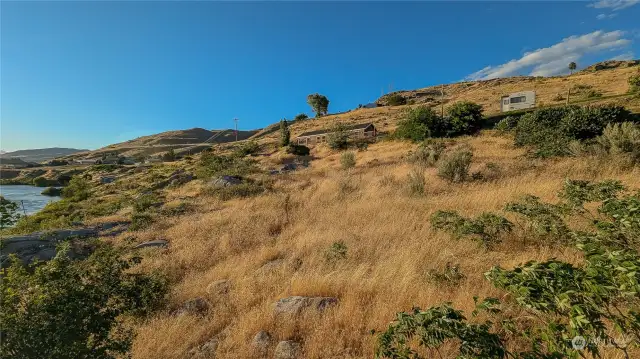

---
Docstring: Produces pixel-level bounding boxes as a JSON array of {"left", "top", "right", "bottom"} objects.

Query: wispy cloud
[
  {"left": 465, "top": 31, "right": 630, "bottom": 81},
  {"left": 596, "top": 13, "right": 618, "bottom": 19},
  {"left": 609, "top": 51, "right": 635, "bottom": 60},
  {"left": 589, "top": 0, "right": 640, "bottom": 10}
]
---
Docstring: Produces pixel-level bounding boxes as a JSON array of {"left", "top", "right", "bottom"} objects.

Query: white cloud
[
  {"left": 609, "top": 51, "right": 635, "bottom": 60},
  {"left": 465, "top": 30, "right": 630, "bottom": 80},
  {"left": 596, "top": 13, "right": 617, "bottom": 19},
  {"left": 589, "top": 0, "right": 640, "bottom": 10}
]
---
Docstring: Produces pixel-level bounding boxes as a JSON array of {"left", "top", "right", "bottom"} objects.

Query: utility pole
[{"left": 233, "top": 118, "right": 239, "bottom": 142}]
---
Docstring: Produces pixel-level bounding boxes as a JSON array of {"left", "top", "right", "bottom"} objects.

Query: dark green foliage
[
  {"left": 306, "top": 93, "right": 329, "bottom": 117},
  {"left": 514, "top": 105, "right": 632, "bottom": 157},
  {"left": 437, "top": 148, "right": 473, "bottom": 183},
  {"left": 61, "top": 176, "right": 91, "bottom": 202},
  {"left": 286, "top": 144, "right": 310, "bottom": 156},
  {"left": 41, "top": 187, "right": 62, "bottom": 197},
  {"left": 196, "top": 151, "right": 257, "bottom": 179},
  {"left": 0, "top": 196, "right": 21, "bottom": 230},
  {"left": 386, "top": 94, "right": 406, "bottom": 106},
  {"left": 280, "top": 119, "right": 291, "bottom": 147},
  {"left": 504, "top": 195, "right": 571, "bottom": 243},
  {"left": 294, "top": 113, "right": 309, "bottom": 121},
  {"left": 628, "top": 72, "right": 640, "bottom": 93},
  {"left": 162, "top": 148, "right": 176, "bottom": 162},
  {"left": 395, "top": 106, "right": 448, "bottom": 141},
  {"left": 430, "top": 210, "right": 513, "bottom": 248},
  {"left": 326, "top": 122, "right": 351, "bottom": 150},
  {"left": 133, "top": 194, "right": 160, "bottom": 213},
  {"left": 129, "top": 212, "right": 154, "bottom": 231},
  {"left": 494, "top": 115, "right": 520, "bottom": 132},
  {"left": 557, "top": 179, "right": 624, "bottom": 210},
  {"left": 446, "top": 101, "right": 484, "bottom": 136},
  {"left": 596, "top": 122, "right": 640, "bottom": 164},
  {"left": 32, "top": 176, "right": 58, "bottom": 187},
  {"left": 9, "top": 200, "right": 82, "bottom": 234},
  {"left": 355, "top": 140, "right": 369, "bottom": 151},
  {"left": 0, "top": 245, "right": 167, "bottom": 359},
  {"left": 375, "top": 304, "right": 505, "bottom": 359},
  {"left": 325, "top": 241, "right": 348, "bottom": 262}
]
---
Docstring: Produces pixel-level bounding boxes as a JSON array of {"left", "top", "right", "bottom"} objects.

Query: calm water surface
[{"left": 0, "top": 185, "right": 60, "bottom": 214}]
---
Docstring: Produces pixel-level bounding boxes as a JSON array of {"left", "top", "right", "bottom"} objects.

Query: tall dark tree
[
  {"left": 294, "top": 113, "right": 309, "bottom": 121},
  {"left": 280, "top": 119, "right": 291, "bottom": 147},
  {"left": 568, "top": 62, "right": 577, "bottom": 75},
  {"left": 306, "top": 93, "right": 330, "bottom": 117}
]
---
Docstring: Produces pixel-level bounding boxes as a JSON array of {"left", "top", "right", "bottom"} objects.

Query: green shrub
[
  {"left": 437, "top": 149, "right": 473, "bottom": 183},
  {"left": 286, "top": 144, "right": 310, "bottom": 156},
  {"left": 514, "top": 105, "right": 632, "bottom": 157},
  {"left": 326, "top": 123, "right": 350, "bottom": 150},
  {"left": 233, "top": 141, "right": 261, "bottom": 157},
  {"left": 354, "top": 140, "right": 369, "bottom": 151},
  {"left": 133, "top": 194, "right": 160, "bottom": 213},
  {"left": 0, "top": 246, "right": 167, "bottom": 359},
  {"left": 32, "top": 176, "right": 58, "bottom": 187},
  {"left": 584, "top": 89, "right": 602, "bottom": 98},
  {"left": 430, "top": 211, "right": 512, "bottom": 248},
  {"left": 386, "top": 94, "right": 406, "bottom": 106},
  {"left": 162, "top": 148, "right": 176, "bottom": 162},
  {"left": 325, "top": 241, "right": 348, "bottom": 262},
  {"left": 408, "top": 140, "right": 446, "bottom": 167},
  {"left": 9, "top": 200, "right": 82, "bottom": 234},
  {"left": 61, "top": 176, "right": 91, "bottom": 202},
  {"left": 629, "top": 72, "right": 640, "bottom": 93},
  {"left": 406, "top": 168, "right": 426, "bottom": 196},
  {"left": 395, "top": 106, "right": 448, "bottom": 141},
  {"left": 129, "top": 212, "right": 154, "bottom": 231},
  {"left": 306, "top": 93, "right": 329, "bottom": 117},
  {"left": 294, "top": 113, "right": 309, "bottom": 121},
  {"left": 41, "top": 187, "right": 62, "bottom": 197},
  {"left": 197, "top": 152, "right": 257, "bottom": 179},
  {"left": 0, "top": 196, "right": 21, "bottom": 230},
  {"left": 446, "top": 101, "right": 484, "bottom": 136},
  {"left": 340, "top": 152, "right": 356, "bottom": 170},
  {"left": 493, "top": 115, "right": 520, "bottom": 132},
  {"left": 596, "top": 122, "right": 640, "bottom": 164},
  {"left": 279, "top": 119, "right": 290, "bottom": 147}
]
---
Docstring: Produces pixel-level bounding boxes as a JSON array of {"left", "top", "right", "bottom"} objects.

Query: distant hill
[{"left": 0, "top": 148, "right": 87, "bottom": 163}]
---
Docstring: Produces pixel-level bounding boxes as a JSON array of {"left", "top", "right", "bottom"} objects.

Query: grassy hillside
[{"left": 0, "top": 147, "right": 87, "bottom": 163}]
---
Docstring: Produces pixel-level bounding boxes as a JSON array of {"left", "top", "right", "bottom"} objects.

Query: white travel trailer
[{"left": 500, "top": 90, "right": 536, "bottom": 112}]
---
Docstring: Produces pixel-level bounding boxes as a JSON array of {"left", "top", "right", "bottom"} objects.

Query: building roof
[{"left": 297, "top": 123, "right": 374, "bottom": 138}]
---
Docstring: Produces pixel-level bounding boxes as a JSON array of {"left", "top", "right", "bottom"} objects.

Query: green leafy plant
[
  {"left": 446, "top": 101, "right": 484, "bottom": 136},
  {"left": 41, "top": 187, "right": 62, "bottom": 197},
  {"left": 233, "top": 141, "right": 261, "bottom": 157},
  {"left": 0, "top": 196, "right": 21, "bottom": 230},
  {"left": 325, "top": 241, "right": 348, "bottom": 262},
  {"left": 286, "top": 144, "right": 310, "bottom": 156},
  {"left": 0, "top": 245, "right": 167, "bottom": 359},
  {"left": 386, "top": 94, "right": 406, "bottom": 106},
  {"left": 61, "top": 176, "right": 91, "bottom": 202},
  {"left": 437, "top": 148, "right": 473, "bottom": 183},
  {"left": 628, "top": 72, "right": 640, "bottom": 93},
  {"left": 306, "top": 93, "right": 330, "bottom": 117},
  {"left": 395, "top": 106, "right": 448, "bottom": 142},
  {"left": 294, "top": 113, "right": 309, "bottom": 121},
  {"left": 162, "top": 148, "right": 176, "bottom": 162},
  {"left": 407, "top": 140, "right": 446, "bottom": 167},
  {"left": 129, "top": 212, "right": 154, "bottom": 231},
  {"left": 494, "top": 115, "right": 520, "bottom": 132},
  {"left": 327, "top": 122, "right": 351, "bottom": 150},
  {"left": 196, "top": 152, "right": 257, "bottom": 179},
  {"left": 430, "top": 211, "right": 513, "bottom": 248},
  {"left": 280, "top": 119, "right": 291, "bottom": 147}
]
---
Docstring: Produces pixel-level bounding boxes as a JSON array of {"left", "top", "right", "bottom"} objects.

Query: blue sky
[{"left": 1, "top": 1, "right": 639, "bottom": 152}]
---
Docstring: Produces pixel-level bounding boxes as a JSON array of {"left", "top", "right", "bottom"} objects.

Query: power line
[{"left": 233, "top": 118, "right": 239, "bottom": 142}]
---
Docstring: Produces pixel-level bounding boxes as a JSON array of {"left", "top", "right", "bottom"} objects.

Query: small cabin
[
  {"left": 296, "top": 123, "right": 377, "bottom": 146},
  {"left": 500, "top": 90, "right": 536, "bottom": 112}
]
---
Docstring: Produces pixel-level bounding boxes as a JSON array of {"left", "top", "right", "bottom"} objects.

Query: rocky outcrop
[
  {"left": 210, "top": 175, "right": 242, "bottom": 188},
  {"left": 189, "top": 337, "right": 218, "bottom": 358},
  {"left": 274, "top": 340, "right": 301, "bottom": 359},
  {"left": 274, "top": 296, "right": 338, "bottom": 315},
  {"left": 0, "top": 223, "right": 127, "bottom": 268},
  {"left": 251, "top": 331, "right": 272, "bottom": 356},
  {"left": 176, "top": 297, "right": 210, "bottom": 316}
]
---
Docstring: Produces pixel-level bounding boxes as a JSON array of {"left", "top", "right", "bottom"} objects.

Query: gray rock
[
  {"left": 190, "top": 337, "right": 218, "bottom": 358},
  {"left": 274, "top": 296, "right": 338, "bottom": 315},
  {"left": 210, "top": 175, "right": 243, "bottom": 188},
  {"left": 280, "top": 163, "right": 297, "bottom": 172},
  {"left": 100, "top": 176, "right": 116, "bottom": 184},
  {"left": 274, "top": 340, "right": 301, "bottom": 359},
  {"left": 133, "top": 239, "right": 168, "bottom": 249},
  {"left": 252, "top": 331, "right": 272, "bottom": 356},
  {"left": 206, "top": 279, "right": 230, "bottom": 296},
  {"left": 177, "top": 297, "right": 210, "bottom": 316}
]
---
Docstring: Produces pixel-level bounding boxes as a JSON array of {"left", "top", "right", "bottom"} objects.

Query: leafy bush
[
  {"left": 197, "top": 152, "right": 257, "bottom": 179},
  {"left": 0, "top": 196, "right": 21, "bottom": 230},
  {"left": 407, "top": 140, "right": 446, "bottom": 167},
  {"left": 9, "top": 200, "right": 82, "bottom": 234},
  {"left": 596, "top": 122, "right": 640, "bottom": 164},
  {"left": 340, "top": 152, "right": 356, "bottom": 169},
  {"left": 493, "top": 115, "right": 520, "bottom": 132},
  {"left": 514, "top": 105, "right": 633, "bottom": 157},
  {"left": 233, "top": 141, "right": 261, "bottom": 157},
  {"left": 325, "top": 241, "right": 348, "bottom": 262},
  {"left": 129, "top": 212, "right": 154, "bottom": 231},
  {"left": 286, "top": 144, "right": 310, "bottom": 156},
  {"left": 294, "top": 113, "right": 309, "bottom": 121},
  {"left": 446, "top": 101, "right": 484, "bottom": 136},
  {"left": 378, "top": 180, "right": 640, "bottom": 359},
  {"left": 430, "top": 211, "right": 512, "bottom": 248},
  {"left": 406, "top": 168, "right": 426, "bottom": 196},
  {"left": 61, "top": 176, "right": 91, "bottom": 202},
  {"left": 41, "top": 187, "right": 62, "bottom": 197},
  {"left": 584, "top": 89, "right": 602, "bottom": 98},
  {"left": 279, "top": 119, "right": 290, "bottom": 147},
  {"left": 386, "top": 94, "right": 406, "bottom": 106},
  {"left": 437, "top": 149, "right": 473, "bottom": 183},
  {"left": 162, "top": 148, "right": 176, "bottom": 162},
  {"left": 32, "top": 176, "right": 58, "bottom": 187},
  {"left": 306, "top": 93, "right": 329, "bottom": 117},
  {"left": 354, "top": 139, "right": 369, "bottom": 151},
  {"left": 395, "top": 106, "right": 448, "bottom": 141},
  {"left": 0, "top": 246, "right": 167, "bottom": 359},
  {"left": 629, "top": 72, "right": 640, "bottom": 93},
  {"left": 133, "top": 194, "right": 160, "bottom": 213},
  {"left": 326, "top": 123, "right": 351, "bottom": 150}
]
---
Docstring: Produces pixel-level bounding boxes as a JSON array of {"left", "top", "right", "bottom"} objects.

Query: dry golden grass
[{"left": 109, "top": 131, "right": 640, "bottom": 359}]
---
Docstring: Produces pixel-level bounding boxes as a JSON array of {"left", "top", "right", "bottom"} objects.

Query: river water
[{"left": 0, "top": 185, "right": 61, "bottom": 214}]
